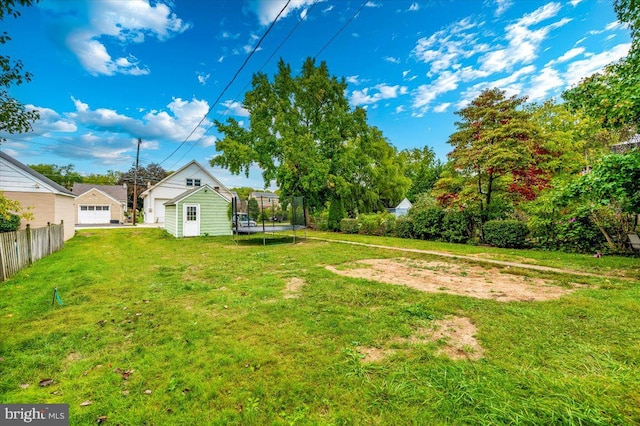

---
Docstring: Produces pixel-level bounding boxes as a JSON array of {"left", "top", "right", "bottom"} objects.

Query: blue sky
[{"left": 2, "top": 0, "right": 631, "bottom": 189}]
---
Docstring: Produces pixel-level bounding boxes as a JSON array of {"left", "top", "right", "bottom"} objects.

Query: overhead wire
[
  {"left": 157, "top": 0, "right": 293, "bottom": 168},
  {"left": 168, "top": 0, "right": 320, "bottom": 169},
  {"left": 313, "top": 0, "right": 368, "bottom": 60}
]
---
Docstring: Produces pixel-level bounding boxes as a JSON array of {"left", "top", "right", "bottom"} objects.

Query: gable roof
[
  {"left": 72, "top": 183, "right": 127, "bottom": 203},
  {"left": 140, "top": 160, "right": 231, "bottom": 197},
  {"left": 164, "top": 184, "right": 231, "bottom": 206},
  {"left": 396, "top": 198, "right": 412, "bottom": 209},
  {"left": 0, "top": 151, "right": 75, "bottom": 197}
]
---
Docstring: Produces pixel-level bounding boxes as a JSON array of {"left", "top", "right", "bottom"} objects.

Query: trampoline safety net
[{"left": 231, "top": 195, "right": 306, "bottom": 245}]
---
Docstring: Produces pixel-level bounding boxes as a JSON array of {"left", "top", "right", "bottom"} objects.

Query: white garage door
[{"left": 79, "top": 205, "right": 111, "bottom": 224}]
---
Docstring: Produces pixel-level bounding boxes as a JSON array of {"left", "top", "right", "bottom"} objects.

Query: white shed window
[
  {"left": 186, "top": 178, "right": 193, "bottom": 186},
  {"left": 194, "top": 179, "right": 201, "bottom": 186}
]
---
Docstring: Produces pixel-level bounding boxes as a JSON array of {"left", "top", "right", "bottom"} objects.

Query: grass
[{"left": 0, "top": 228, "right": 638, "bottom": 425}]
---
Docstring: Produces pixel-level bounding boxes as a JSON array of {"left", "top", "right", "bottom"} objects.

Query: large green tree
[
  {"left": 562, "top": 150, "right": 640, "bottom": 250},
  {"left": 563, "top": 0, "right": 639, "bottom": 130},
  {"left": 399, "top": 146, "right": 442, "bottom": 203},
  {"left": 29, "top": 163, "right": 83, "bottom": 190},
  {"left": 118, "top": 162, "right": 169, "bottom": 209},
  {"left": 437, "top": 88, "right": 540, "bottom": 220},
  {"left": 1, "top": 0, "right": 39, "bottom": 142},
  {"left": 1, "top": 0, "right": 39, "bottom": 221},
  {"left": 212, "top": 58, "right": 408, "bottom": 218}
]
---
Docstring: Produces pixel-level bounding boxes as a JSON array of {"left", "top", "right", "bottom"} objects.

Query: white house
[
  {"left": 140, "top": 160, "right": 234, "bottom": 224},
  {"left": 0, "top": 151, "right": 76, "bottom": 240}
]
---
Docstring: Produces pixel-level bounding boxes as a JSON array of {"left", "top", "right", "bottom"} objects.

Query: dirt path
[{"left": 308, "top": 237, "right": 628, "bottom": 280}]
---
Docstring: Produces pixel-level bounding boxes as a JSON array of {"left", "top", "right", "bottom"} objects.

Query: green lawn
[{"left": 1, "top": 228, "right": 639, "bottom": 425}]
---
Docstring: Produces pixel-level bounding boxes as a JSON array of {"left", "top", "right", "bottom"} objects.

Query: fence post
[
  {"left": 0, "top": 234, "right": 6, "bottom": 282},
  {"left": 26, "top": 224, "right": 33, "bottom": 265},
  {"left": 47, "top": 222, "right": 52, "bottom": 256}
]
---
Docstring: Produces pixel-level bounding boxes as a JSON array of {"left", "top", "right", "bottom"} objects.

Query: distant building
[
  {"left": 611, "top": 134, "right": 640, "bottom": 153},
  {"left": 388, "top": 198, "right": 412, "bottom": 218},
  {"left": 249, "top": 191, "right": 279, "bottom": 210}
]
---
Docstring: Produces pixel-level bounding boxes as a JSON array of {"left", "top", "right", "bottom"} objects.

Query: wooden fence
[{"left": 0, "top": 222, "right": 65, "bottom": 282}]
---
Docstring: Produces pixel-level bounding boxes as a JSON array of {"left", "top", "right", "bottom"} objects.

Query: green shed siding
[
  {"left": 165, "top": 205, "right": 177, "bottom": 236},
  {"left": 168, "top": 186, "right": 231, "bottom": 237}
]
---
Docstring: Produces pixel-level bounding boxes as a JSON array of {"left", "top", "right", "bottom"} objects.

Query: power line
[
  {"left": 314, "top": 0, "right": 368, "bottom": 60},
  {"left": 157, "top": 0, "right": 293, "bottom": 167},
  {"left": 168, "top": 1, "right": 319, "bottom": 169}
]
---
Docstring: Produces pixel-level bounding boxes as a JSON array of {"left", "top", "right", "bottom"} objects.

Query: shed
[
  {"left": 164, "top": 185, "right": 232, "bottom": 237},
  {"left": 393, "top": 198, "right": 412, "bottom": 217}
]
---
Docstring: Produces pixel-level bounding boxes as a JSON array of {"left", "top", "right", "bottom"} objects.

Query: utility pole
[{"left": 132, "top": 137, "right": 141, "bottom": 226}]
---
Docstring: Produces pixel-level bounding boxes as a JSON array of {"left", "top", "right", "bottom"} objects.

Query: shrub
[
  {"left": 358, "top": 212, "right": 396, "bottom": 236},
  {"left": 529, "top": 209, "right": 605, "bottom": 253},
  {"left": 0, "top": 214, "right": 20, "bottom": 233},
  {"left": 340, "top": 218, "right": 359, "bottom": 234},
  {"left": 483, "top": 220, "right": 529, "bottom": 248},
  {"left": 441, "top": 210, "right": 470, "bottom": 243},
  {"left": 395, "top": 216, "right": 414, "bottom": 239},
  {"left": 327, "top": 198, "right": 346, "bottom": 231},
  {"left": 411, "top": 206, "right": 444, "bottom": 240}
]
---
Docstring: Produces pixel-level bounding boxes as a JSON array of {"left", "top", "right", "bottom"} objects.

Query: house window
[
  {"left": 186, "top": 178, "right": 193, "bottom": 186},
  {"left": 194, "top": 179, "right": 201, "bottom": 187},
  {"left": 80, "top": 206, "right": 88, "bottom": 211},
  {"left": 186, "top": 206, "right": 197, "bottom": 221}
]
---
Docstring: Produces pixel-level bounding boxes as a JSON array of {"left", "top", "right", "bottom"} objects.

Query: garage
[{"left": 78, "top": 205, "right": 111, "bottom": 224}]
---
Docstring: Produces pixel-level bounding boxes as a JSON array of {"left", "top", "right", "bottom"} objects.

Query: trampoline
[{"left": 231, "top": 195, "right": 306, "bottom": 245}]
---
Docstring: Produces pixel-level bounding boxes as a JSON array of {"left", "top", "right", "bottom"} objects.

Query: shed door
[
  {"left": 78, "top": 205, "right": 111, "bottom": 224},
  {"left": 183, "top": 204, "right": 200, "bottom": 237}
]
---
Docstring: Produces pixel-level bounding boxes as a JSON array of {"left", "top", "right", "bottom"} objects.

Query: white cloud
[
  {"left": 433, "top": 102, "right": 451, "bottom": 113},
  {"left": 247, "top": 0, "right": 316, "bottom": 26},
  {"left": 365, "top": 1, "right": 381, "bottom": 7},
  {"left": 486, "top": 0, "right": 513, "bottom": 17},
  {"left": 350, "top": 84, "right": 409, "bottom": 106},
  {"left": 220, "top": 31, "right": 240, "bottom": 39},
  {"left": 346, "top": 75, "right": 362, "bottom": 85},
  {"left": 554, "top": 47, "right": 585, "bottom": 63},
  {"left": 395, "top": 106, "right": 405, "bottom": 113},
  {"left": 408, "top": 3, "right": 420, "bottom": 12},
  {"left": 412, "top": 71, "right": 461, "bottom": 115},
  {"left": 564, "top": 43, "right": 631, "bottom": 86},
  {"left": 385, "top": 56, "right": 401, "bottom": 64},
  {"left": 221, "top": 100, "right": 250, "bottom": 117},
  {"left": 458, "top": 65, "right": 536, "bottom": 107},
  {"left": 197, "top": 72, "right": 210, "bottom": 85},
  {"left": 65, "top": 0, "right": 190, "bottom": 76},
  {"left": 479, "top": 3, "right": 571, "bottom": 73},
  {"left": 526, "top": 67, "right": 564, "bottom": 101},
  {"left": 570, "top": 0, "right": 583, "bottom": 6},
  {"left": 26, "top": 105, "right": 77, "bottom": 133},
  {"left": 70, "top": 96, "right": 216, "bottom": 147},
  {"left": 412, "top": 17, "right": 488, "bottom": 76}
]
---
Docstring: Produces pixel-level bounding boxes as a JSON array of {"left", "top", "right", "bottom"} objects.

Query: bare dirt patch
[
  {"left": 283, "top": 277, "right": 305, "bottom": 299},
  {"left": 357, "top": 346, "right": 390, "bottom": 362},
  {"left": 326, "top": 258, "right": 577, "bottom": 302},
  {"left": 425, "top": 316, "right": 484, "bottom": 360}
]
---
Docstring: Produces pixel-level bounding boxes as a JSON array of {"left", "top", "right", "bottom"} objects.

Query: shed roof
[{"left": 164, "top": 184, "right": 231, "bottom": 206}]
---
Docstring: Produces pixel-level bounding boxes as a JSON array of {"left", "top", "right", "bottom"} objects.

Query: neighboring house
[
  {"left": 611, "top": 134, "right": 640, "bottom": 153},
  {"left": 0, "top": 151, "right": 76, "bottom": 240},
  {"left": 164, "top": 184, "right": 232, "bottom": 238},
  {"left": 140, "top": 160, "right": 233, "bottom": 224},
  {"left": 249, "top": 191, "right": 279, "bottom": 209},
  {"left": 388, "top": 198, "right": 412, "bottom": 218},
  {"left": 71, "top": 183, "right": 128, "bottom": 224}
]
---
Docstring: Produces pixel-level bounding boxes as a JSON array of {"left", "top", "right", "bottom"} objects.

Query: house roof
[
  {"left": 140, "top": 160, "right": 231, "bottom": 197},
  {"left": 72, "top": 183, "right": 127, "bottom": 203},
  {"left": 250, "top": 191, "right": 278, "bottom": 199},
  {"left": 0, "top": 151, "right": 75, "bottom": 197},
  {"left": 163, "top": 184, "right": 231, "bottom": 206}
]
